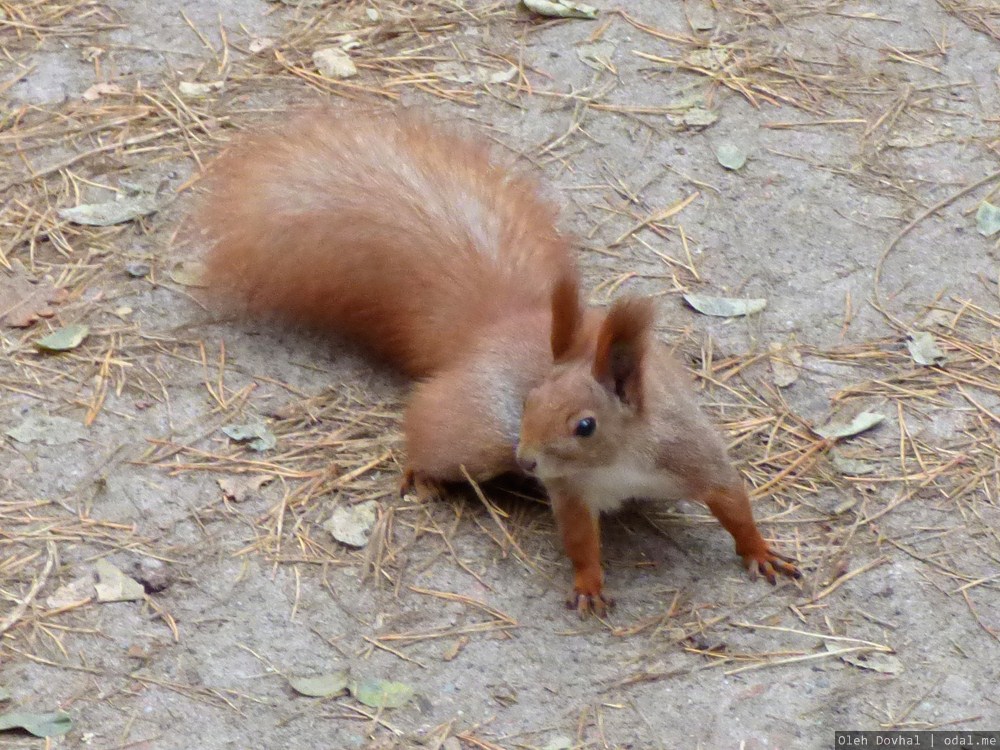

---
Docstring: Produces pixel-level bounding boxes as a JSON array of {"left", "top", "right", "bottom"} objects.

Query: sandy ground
[{"left": 2, "top": 1, "right": 999, "bottom": 748}]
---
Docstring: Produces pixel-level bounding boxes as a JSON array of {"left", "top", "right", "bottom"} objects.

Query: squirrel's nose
[{"left": 515, "top": 450, "right": 537, "bottom": 474}]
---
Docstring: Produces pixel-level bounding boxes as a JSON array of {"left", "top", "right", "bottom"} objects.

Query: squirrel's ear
[
  {"left": 593, "top": 296, "right": 655, "bottom": 409},
  {"left": 550, "top": 273, "right": 582, "bottom": 361}
]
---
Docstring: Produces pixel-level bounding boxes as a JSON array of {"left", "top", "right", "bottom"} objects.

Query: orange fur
[
  {"left": 550, "top": 274, "right": 583, "bottom": 362},
  {"left": 695, "top": 484, "right": 800, "bottom": 584},
  {"left": 549, "top": 489, "right": 608, "bottom": 616},
  {"left": 197, "top": 107, "right": 798, "bottom": 618},
  {"left": 197, "top": 107, "right": 583, "bottom": 516},
  {"left": 197, "top": 108, "right": 575, "bottom": 379},
  {"left": 518, "top": 297, "right": 800, "bottom": 613},
  {"left": 592, "top": 296, "right": 655, "bottom": 409}
]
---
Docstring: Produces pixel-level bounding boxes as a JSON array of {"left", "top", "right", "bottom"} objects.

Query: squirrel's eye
[{"left": 574, "top": 417, "right": 597, "bottom": 438}]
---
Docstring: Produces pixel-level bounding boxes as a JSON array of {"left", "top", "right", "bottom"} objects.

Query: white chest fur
[{"left": 578, "top": 463, "right": 687, "bottom": 514}]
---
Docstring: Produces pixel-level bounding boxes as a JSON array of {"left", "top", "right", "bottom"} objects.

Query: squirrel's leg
[
  {"left": 697, "top": 484, "right": 801, "bottom": 583},
  {"left": 400, "top": 368, "right": 521, "bottom": 499},
  {"left": 399, "top": 465, "right": 448, "bottom": 502},
  {"left": 550, "top": 491, "right": 611, "bottom": 617},
  {"left": 399, "top": 314, "right": 552, "bottom": 498}
]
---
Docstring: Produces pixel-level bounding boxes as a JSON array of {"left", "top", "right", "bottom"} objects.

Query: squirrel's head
[{"left": 516, "top": 277, "right": 655, "bottom": 481}]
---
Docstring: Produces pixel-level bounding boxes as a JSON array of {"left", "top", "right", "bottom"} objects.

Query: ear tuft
[
  {"left": 550, "top": 273, "right": 583, "bottom": 361},
  {"left": 593, "top": 296, "right": 656, "bottom": 408}
]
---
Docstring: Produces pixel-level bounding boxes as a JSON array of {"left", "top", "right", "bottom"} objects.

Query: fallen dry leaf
[
  {"left": 522, "top": 0, "right": 598, "bottom": 19},
  {"left": 825, "top": 642, "right": 903, "bottom": 674},
  {"left": 59, "top": 190, "right": 159, "bottom": 226},
  {"left": 6, "top": 414, "right": 86, "bottom": 446},
  {"left": 313, "top": 47, "right": 357, "bottom": 78},
  {"left": 81, "top": 82, "right": 124, "bottom": 101},
  {"left": 769, "top": 341, "right": 802, "bottom": 388},
  {"left": 683, "top": 293, "right": 767, "bottom": 317},
  {"left": 45, "top": 576, "right": 95, "bottom": 609},
  {"left": 169, "top": 260, "right": 208, "bottom": 288},
  {"left": 0, "top": 263, "right": 68, "bottom": 328},
  {"left": 350, "top": 677, "right": 414, "bottom": 709},
  {"left": 178, "top": 80, "right": 224, "bottom": 98},
  {"left": 248, "top": 37, "right": 275, "bottom": 53},
  {"left": 288, "top": 671, "right": 349, "bottom": 698},
  {"left": 323, "top": 500, "right": 378, "bottom": 548},
  {"left": 0, "top": 711, "right": 72, "bottom": 738},
  {"left": 815, "top": 411, "right": 884, "bottom": 440},
  {"left": 906, "top": 330, "right": 946, "bottom": 366},
  {"left": 442, "top": 636, "right": 470, "bottom": 661},
  {"left": 830, "top": 449, "right": 878, "bottom": 477},
  {"left": 218, "top": 475, "right": 273, "bottom": 503},
  {"left": 35, "top": 324, "right": 89, "bottom": 352},
  {"left": 94, "top": 559, "right": 145, "bottom": 602},
  {"left": 221, "top": 422, "right": 277, "bottom": 451}
]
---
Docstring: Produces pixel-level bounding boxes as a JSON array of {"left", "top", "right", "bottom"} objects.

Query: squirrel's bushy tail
[{"left": 196, "top": 108, "right": 576, "bottom": 378}]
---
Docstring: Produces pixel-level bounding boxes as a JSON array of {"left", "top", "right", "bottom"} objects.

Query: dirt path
[{"left": 2, "top": 1, "right": 998, "bottom": 748}]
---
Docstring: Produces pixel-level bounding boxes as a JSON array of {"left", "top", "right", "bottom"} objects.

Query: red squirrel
[{"left": 197, "top": 108, "right": 800, "bottom": 616}]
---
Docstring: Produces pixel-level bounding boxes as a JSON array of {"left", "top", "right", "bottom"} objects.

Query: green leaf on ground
[
  {"left": 815, "top": 412, "right": 884, "bottom": 440},
  {"left": 681, "top": 107, "right": 718, "bottom": 128},
  {"left": 35, "top": 324, "right": 89, "bottom": 351},
  {"left": 522, "top": 0, "right": 598, "bottom": 20},
  {"left": 217, "top": 475, "right": 273, "bottom": 503},
  {"left": 288, "top": 671, "right": 349, "bottom": 698},
  {"left": 683, "top": 294, "right": 766, "bottom": 317},
  {"left": 5, "top": 414, "right": 86, "bottom": 446},
  {"left": 768, "top": 342, "right": 801, "bottom": 387},
  {"left": 350, "top": 678, "right": 414, "bottom": 709},
  {"left": 313, "top": 48, "right": 358, "bottom": 79},
  {"left": 94, "top": 559, "right": 145, "bottom": 602},
  {"left": 906, "top": 331, "right": 946, "bottom": 366},
  {"left": 59, "top": 191, "right": 158, "bottom": 226},
  {"left": 323, "top": 501, "right": 378, "bottom": 548},
  {"left": 715, "top": 142, "right": 748, "bottom": 170},
  {"left": 0, "top": 711, "right": 72, "bottom": 738},
  {"left": 222, "top": 423, "right": 277, "bottom": 452},
  {"left": 975, "top": 201, "right": 1000, "bottom": 237},
  {"left": 831, "top": 450, "right": 879, "bottom": 477}
]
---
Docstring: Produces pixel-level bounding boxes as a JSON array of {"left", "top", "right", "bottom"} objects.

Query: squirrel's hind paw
[
  {"left": 400, "top": 467, "right": 447, "bottom": 502},
  {"left": 744, "top": 548, "right": 801, "bottom": 585}
]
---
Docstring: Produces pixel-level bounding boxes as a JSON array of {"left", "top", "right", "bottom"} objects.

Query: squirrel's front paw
[
  {"left": 567, "top": 589, "right": 614, "bottom": 618},
  {"left": 743, "top": 547, "right": 801, "bottom": 585},
  {"left": 399, "top": 466, "right": 447, "bottom": 501},
  {"left": 567, "top": 566, "right": 613, "bottom": 618}
]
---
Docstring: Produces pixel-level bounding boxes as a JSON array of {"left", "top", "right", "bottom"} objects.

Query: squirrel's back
[{"left": 197, "top": 108, "right": 575, "bottom": 377}]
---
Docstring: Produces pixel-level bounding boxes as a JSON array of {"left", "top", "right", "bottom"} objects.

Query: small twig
[
  {"left": 872, "top": 168, "right": 1000, "bottom": 329},
  {"left": 0, "top": 541, "right": 57, "bottom": 636},
  {"left": 724, "top": 645, "right": 883, "bottom": 675},
  {"left": 459, "top": 466, "right": 535, "bottom": 571},
  {"left": 802, "top": 556, "right": 891, "bottom": 604},
  {"left": 1, "top": 128, "right": 183, "bottom": 193}
]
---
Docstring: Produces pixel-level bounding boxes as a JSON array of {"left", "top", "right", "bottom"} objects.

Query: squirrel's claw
[
  {"left": 399, "top": 467, "right": 446, "bottom": 502},
  {"left": 744, "top": 548, "right": 801, "bottom": 584},
  {"left": 568, "top": 590, "right": 614, "bottom": 619}
]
